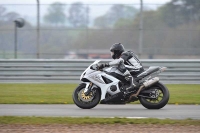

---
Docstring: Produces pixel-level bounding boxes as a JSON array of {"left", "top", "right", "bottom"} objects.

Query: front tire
[
  {"left": 72, "top": 83, "right": 101, "bottom": 109},
  {"left": 139, "top": 82, "right": 169, "bottom": 109}
]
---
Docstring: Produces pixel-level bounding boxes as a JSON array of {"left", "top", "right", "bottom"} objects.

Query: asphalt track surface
[{"left": 0, "top": 104, "right": 199, "bottom": 119}]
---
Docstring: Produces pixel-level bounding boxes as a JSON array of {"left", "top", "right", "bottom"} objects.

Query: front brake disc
[{"left": 78, "top": 89, "right": 94, "bottom": 102}]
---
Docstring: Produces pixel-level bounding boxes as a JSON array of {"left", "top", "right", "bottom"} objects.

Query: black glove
[{"left": 97, "top": 63, "right": 109, "bottom": 70}]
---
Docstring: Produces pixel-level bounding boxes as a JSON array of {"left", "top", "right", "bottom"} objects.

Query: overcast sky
[
  {"left": 0, "top": 0, "right": 172, "bottom": 25},
  {"left": 0, "top": 0, "right": 171, "bottom": 4}
]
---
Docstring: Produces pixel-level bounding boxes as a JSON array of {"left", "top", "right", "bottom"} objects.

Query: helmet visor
[{"left": 110, "top": 51, "right": 114, "bottom": 58}]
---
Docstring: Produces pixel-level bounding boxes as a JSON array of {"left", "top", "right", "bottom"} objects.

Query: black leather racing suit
[{"left": 108, "top": 51, "right": 144, "bottom": 78}]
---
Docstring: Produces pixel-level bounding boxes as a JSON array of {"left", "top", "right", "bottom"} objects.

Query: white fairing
[
  {"left": 80, "top": 60, "right": 100, "bottom": 80},
  {"left": 80, "top": 60, "right": 121, "bottom": 100}
]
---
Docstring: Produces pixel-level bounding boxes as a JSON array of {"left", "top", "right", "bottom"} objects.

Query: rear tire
[
  {"left": 139, "top": 82, "right": 169, "bottom": 109},
  {"left": 72, "top": 83, "right": 101, "bottom": 109}
]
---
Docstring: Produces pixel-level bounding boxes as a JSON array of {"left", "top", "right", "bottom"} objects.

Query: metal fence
[
  {"left": 0, "top": 3, "right": 200, "bottom": 59},
  {"left": 0, "top": 59, "right": 200, "bottom": 84}
]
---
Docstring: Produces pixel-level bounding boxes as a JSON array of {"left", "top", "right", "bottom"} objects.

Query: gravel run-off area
[{"left": 0, "top": 124, "right": 200, "bottom": 133}]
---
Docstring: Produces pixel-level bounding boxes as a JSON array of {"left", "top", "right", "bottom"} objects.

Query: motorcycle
[{"left": 72, "top": 60, "right": 169, "bottom": 109}]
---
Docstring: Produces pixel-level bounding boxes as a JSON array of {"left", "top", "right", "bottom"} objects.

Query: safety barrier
[{"left": 0, "top": 59, "right": 199, "bottom": 84}]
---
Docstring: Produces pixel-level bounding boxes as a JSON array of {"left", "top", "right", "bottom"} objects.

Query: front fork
[{"left": 84, "top": 82, "right": 93, "bottom": 96}]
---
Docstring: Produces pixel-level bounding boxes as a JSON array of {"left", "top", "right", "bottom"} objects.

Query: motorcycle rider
[{"left": 97, "top": 43, "right": 144, "bottom": 93}]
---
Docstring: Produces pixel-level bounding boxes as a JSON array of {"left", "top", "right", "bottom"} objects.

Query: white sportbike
[{"left": 72, "top": 60, "right": 169, "bottom": 109}]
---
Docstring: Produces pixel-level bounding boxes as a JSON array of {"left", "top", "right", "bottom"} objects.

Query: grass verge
[
  {"left": 0, "top": 84, "right": 200, "bottom": 104},
  {"left": 0, "top": 116, "right": 200, "bottom": 125}
]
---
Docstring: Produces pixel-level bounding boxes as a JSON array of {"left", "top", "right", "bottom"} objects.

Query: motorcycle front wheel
[
  {"left": 72, "top": 83, "right": 101, "bottom": 109},
  {"left": 139, "top": 82, "right": 169, "bottom": 109}
]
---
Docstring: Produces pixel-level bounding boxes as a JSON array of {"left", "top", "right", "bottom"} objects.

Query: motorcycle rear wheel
[{"left": 139, "top": 82, "right": 169, "bottom": 109}]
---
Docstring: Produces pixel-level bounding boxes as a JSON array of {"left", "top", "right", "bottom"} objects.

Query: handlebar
[{"left": 90, "top": 64, "right": 105, "bottom": 72}]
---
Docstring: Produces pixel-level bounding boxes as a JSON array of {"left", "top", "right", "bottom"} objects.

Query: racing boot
[{"left": 125, "top": 74, "right": 138, "bottom": 93}]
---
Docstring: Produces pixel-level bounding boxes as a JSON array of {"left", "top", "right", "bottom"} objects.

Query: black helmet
[{"left": 110, "top": 43, "right": 125, "bottom": 59}]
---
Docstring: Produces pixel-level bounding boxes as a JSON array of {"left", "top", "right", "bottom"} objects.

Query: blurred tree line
[{"left": 0, "top": 0, "right": 200, "bottom": 59}]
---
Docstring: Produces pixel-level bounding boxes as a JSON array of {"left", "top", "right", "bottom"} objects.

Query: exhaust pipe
[
  {"left": 127, "top": 77, "right": 159, "bottom": 102},
  {"left": 143, "top": 77, "right": 159, "bottom": 87}
]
